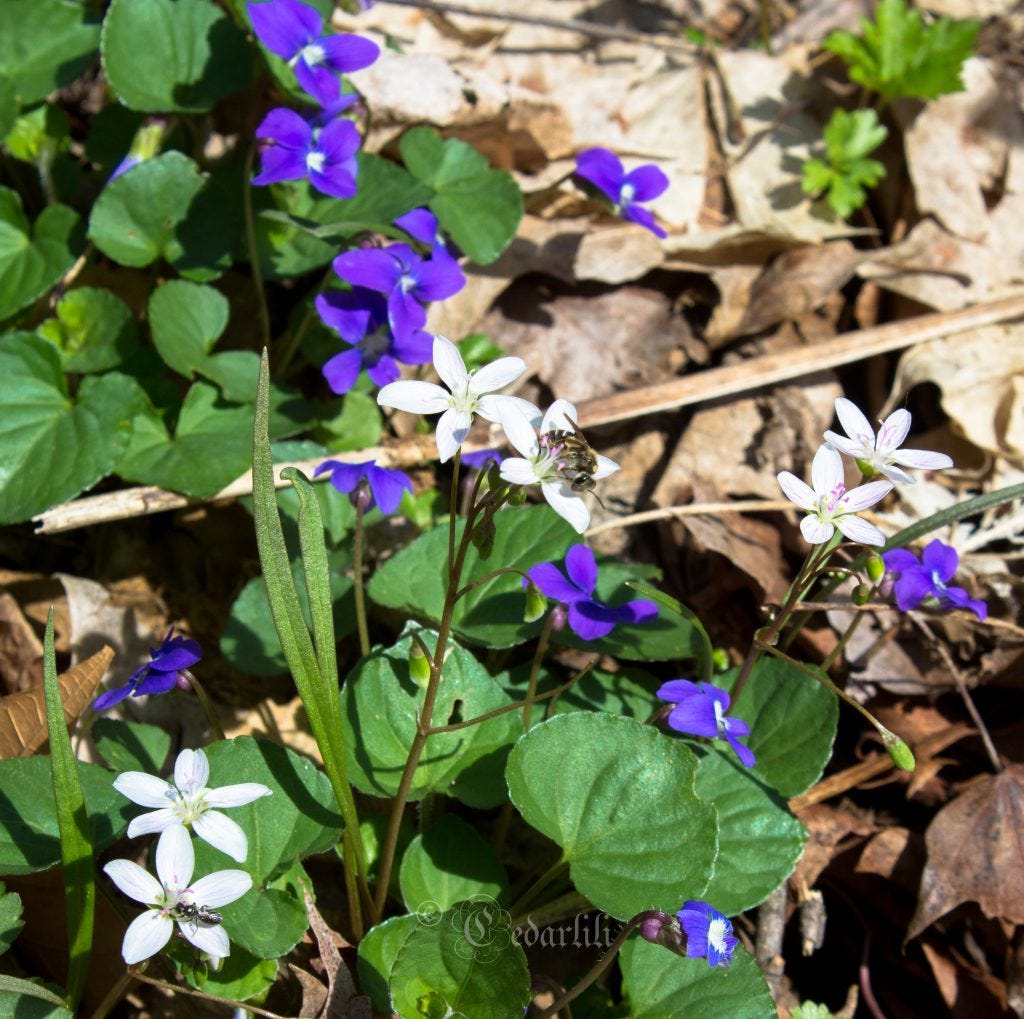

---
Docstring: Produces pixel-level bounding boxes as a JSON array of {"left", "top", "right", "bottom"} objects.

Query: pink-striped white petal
[
  {"left": 810, "top": 445, "right": 843, "bottom": 495},
  {"left": 174, "top": 748, "right": 209, "bottom": 796},
  {"left": 877, "top": 463, "right": 915, "bottom": 484},
  {"left": 542, "top": 480, "right": 590, "bottom": 533},
  {"left": 593, "top": 455, "right": 619, "bottom": 481},
  {"left": 476, "top": 393, "right": 539, "bottom": 426},
  {"left": 876, "top": 409, "right": 911, "bottom": 452},
  {"left": 470, "top": 355, "right": 526, "bottom": 394},
  {"left": 834, "top": 398, "right": 874, "bottom": 445},
  {"left": 842, "top": 479, "right": 893, "bottom": 511},
  {"left": 113, "top": 772, "right": 173, "bottom": 808},
  {"left": 431, "top": 335, "right": 467, "bottom": 392},
  {"left": 498, "top": 406, "right": 539, "bottom": 459},
  {"left": 891, "top": 448, "right": 953, "bottom": 470},
  {"left": 121, "top": 910, "right": 173, "bottom": 964},
  {"left": 155, "top": 824, "right": 194, "bottom": 891},
  {"left": 800, "top": 515, "right": 834, "bottom": 544},
  {"left": 193, "top": 811, "right": 248, "bottom": 863},
  {"left": 834, "top": 514, "right": 886, "bottom": 546},
  {"left": 180, "top": 921, "right": 231, "bottom": 959},
  {"left": 189, "top": 869, "right": 253, "bottom": 908},
  {"left": 499, "top": 458, "right": 538, "bottom": 486},
  {"left": 203, "top": 783, "right": 272, "bottom": 809},
  {"left": 435, "top": 407, "right": 472, "bottom": 462},
  {"left": 822, "top": 430, "right": 862, "bottom": 458},
  {"left": 377, "top": 380, "right": 449, "bottom": 414},
  {"left": 542, "top": 399, "right": 579, "bottom": 434},
  {"left": 126, "top": 807, "right": 177, "bottom": 839},
  {"left": 777, "top": 471, "right": 816, "bottom": 510},
  {"left": 103, "top": 859, "right": 163, "bottom": 905}
]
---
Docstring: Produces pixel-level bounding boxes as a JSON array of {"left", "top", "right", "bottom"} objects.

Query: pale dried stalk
[{"left": 34, "top": 292, "right": 1024, "bottom": 534}]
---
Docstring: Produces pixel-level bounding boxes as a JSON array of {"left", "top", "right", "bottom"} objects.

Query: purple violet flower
[
  {"left": 461, "top": 448, "right": 503, "bottom": 470},
  {"left": 575, "top": 147, "right": 670, "bottom": 238},
  {"left": 657, "top": 679, "right": 755, "bottom": 768},
  {"left": 94, "top": 629, "right": 202, "bottom": 711},
  {"left": 316, "top": 287, "right": 432, "bottom": 393},
  {"left": 331, "top": 243, "right": 465, "bottom": 340},
  {"left": 677, "top": 901, "right": 738, "bottom": 968},
  {"left": 525, "top": 544, "right": 658, "bottom": 641},
  {"left": 248, "top": 0, "right": 379, "bottom": 107},
  {"left": 882, "top": 540, "right": 987, "bottom": 620},
  {"left": 314, "top": 459, "right": 413, "bottom": 515},
  {"left": 253, "top": 108, "right": 360, "bottom": 199},
  {"left": 394, "top": 207, "right": 460, "bottom": 259}
]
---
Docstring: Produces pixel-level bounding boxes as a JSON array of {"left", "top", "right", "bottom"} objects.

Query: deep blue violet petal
[
  {"left": 525, "top": 563, "right": 586, "bottom": 605},
  {"left": 319, "top": 32, "right": 380, "bottom": 73},
  {"left": 563, "top": 544, "right": 598, "bottom": 595},
  {"left": 321, "top": 348, "right": 364, "bottom": 394},
  {"left": 921, "top": 539, "right": 959, "bottom": 582},
  {"left": 575, "top": 147, "right": 624, "bottom": 199}
]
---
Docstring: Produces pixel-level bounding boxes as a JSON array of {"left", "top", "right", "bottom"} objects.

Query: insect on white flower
[
  {"left": 777, "top": 444, "right": 893, "bottom": 546},
  {"left": 103, "top": 824, "right": 252, "bottom": 964},
  {"left": 113, "top": 747, "right": 271, "bottom": 863},
  {"left": 376, "top": 335, "right": 540, "bottom": 462},
  {"left": 499, "top": 399, "right": 619, "bottom": 533},
  {"left": 824, "top": 397, "right": 953, "bottom": 484}
]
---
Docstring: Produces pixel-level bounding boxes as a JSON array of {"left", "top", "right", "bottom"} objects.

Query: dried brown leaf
[
  {"left": 0, "top": 591, "right": 43, "bottom": 694},
  {"left": 908, "top": 764, "right": 1024, "bottom": 940},
  {"left": 855, "top": 827, "right": 921, "bottom": 892},
  {"left": 0, "top": 645, "right": 113, "bottom": 759}
]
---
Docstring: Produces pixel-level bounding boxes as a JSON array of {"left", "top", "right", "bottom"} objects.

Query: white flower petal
[
  {"left": 377, "top": 380, "right": 449, "bottom": 414},
  {"left": 469, "top": 355, "right": 526, "bottom": 395},
  {"left": 542, "top": 399, "right": 579, "bottom": 434},
  {"left": 155, "top": 824, "right": 194, "bottom": 891},
  {"left": 181, "top": 921, "right": 230, "bottom": 959},
  {"left": 834, "top": 398, "right": 874, "bottom": 445},
  {"left": 800, "top": 515, "right": 834, "bottom": 544},
  {"left": 497, "top": 405, "right": 539, "bottom": 459},
  {"left": 189, "top": 869, "right": 253, "bottom": 908},
  {"left": 541, "top": 479, "right": 590, "bottom": 533},
  {"left": 878, "top": 463, "right": 915, "bottom": 484},
  {"left": 435, "top": 407, "right": 472, "bottom": 462},
  {"left": 842, "top": 479, "right": 893, "bottom": 511},
  {"left": 822, "top": 431, "right": 862, "bottom": 459},
  {"left": 193, "top": 811, "right": 248, "bottom": 863},
  {"left": 592, "top": 454, "right": 619, "bottom": 481},
  {"left": 431, "top": 335, "right": 467, "bottom": 392},
  {"left": 126, "top": 808, "right": 177, "bottom": 839},
  {"left": 104, "top": 859, "right": 163, "bottom": 905},
  {"left": 113, "top": 772, "right": 174, "bottom": 808},
  {"left": 777, "top": 471, "right": 816, "bottom": 510},
  {"left": 876, "top": 409, "right": 911, "bottom": 452},
  {"left": 174, "top": 748, "right": 208, "bottom": 796},
  {"left": 499, "top": 458, "right": 539, "bottom": 486},
  {"left": 834, "top": 514, "right": 886, "bottom": 546},
  {"left": 810, "top": 445, "right": 843, "bottom": 495},
  {"left": 203, "top": 783, "right": 272, "bottom": 809},
  {"left": 891, "top": 448, "right": 954, "bottom": 470},
  {"left": 121, "top": 911, "right": 173, "bottom": 964},
  {"left": 476, "top": 393, "right": 539, "bottom": 426}
]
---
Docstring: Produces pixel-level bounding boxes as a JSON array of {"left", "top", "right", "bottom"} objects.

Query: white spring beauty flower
[
  {"left": 824, "top": 397, "right": 953, "bottom": 484},
  {"left": 376, "top": 335, "right": 539, "bottom": 462},
  {"left": 104, "top": 824, "right": 252, "bottom": 964},
  {"left": 499, "top": 399, "right": 619, "bottom": 534},
  {"left": 777, "top": 444, "right": 893, "bottom": 546},
  {"left": 113, "top": 748, "right": 271, "bottom": 863}
]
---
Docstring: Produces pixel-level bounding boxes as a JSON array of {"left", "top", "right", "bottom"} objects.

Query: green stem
[
  {"left": 243, "top": 144, "right": 272, "bottom": 352},
  {"left": 87, "top": 970, "right": 135, "bottom": 1019},
  {"left": 352, "top": 500, "right": 371, "bottom": 657},
  {"left": 820, "top": 578, "right": 881, "bottom": 673},
  {"left": 454, "top": 566, "right": 528, "bottom": 603},
  {"left": 275, "top": 265, "right": 334, "bottom": 378},
  {"left": 447, "top": 449, "right": 462, "bottom": 582},
  {"left": 522, "top": 614, "right": 555, "bottom": 730},
  {"left": 508, "top": 857, "right": 568, "bottom": 923},
  {"left": 182, "top": 669, "right": 225, "bottom": 741}
]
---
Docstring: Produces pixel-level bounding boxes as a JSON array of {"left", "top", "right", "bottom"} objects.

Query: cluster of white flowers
[
  {"left": 103, "top": 748, "right": 271, "bottom": 965},
  {"left": 377, "top": 335, "right": 619, "bottom": 533},
  {"left": 778, "top": 398, "right": 954, "bottom": 547}
]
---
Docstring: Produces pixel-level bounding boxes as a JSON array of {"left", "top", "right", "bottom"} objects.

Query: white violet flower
[
  {"left": 777, "top": 444, "right": 893, "bottom": 546},
  {"left": 113, "top": 747, "right": 271, "bottom": 863},
  {"left": 499, "top": 399, "right": 619, "bottom": 534},
  {"left": 824, "top": 397, "right": 953, "bottom": 484},
  {"left": 104, "top": 824, "right": 252, "bottom": 964},
  {"left": 376, "top": 334, "right": 540, "bottom": 463}
]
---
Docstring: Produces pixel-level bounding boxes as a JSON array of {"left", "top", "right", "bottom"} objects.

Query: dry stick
[
  {"left": 33, "top": 293, "right": 1024, "bottom": 534},
  {"left": 587, "top": 498, "right": 792, "bottom": 535}
]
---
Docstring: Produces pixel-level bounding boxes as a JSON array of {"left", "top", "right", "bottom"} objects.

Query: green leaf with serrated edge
[
  {"left": 505, "top": 713, "right": 718, "bottom": 920},
  {"left": 357, "top": 914, "right": 419, "bottom": 1015},
  {"left": 399, "top": 816, "right": 508, "bottom": 913},
  {"left": 116, "top": 381, "right": 252, "bottom": 498},
  {"left": 723, "top": 655, "right": 837, "bottom": 798},
  {"left": 188, "top": 945, "right": 278, "bottom": 1002},
  {"left": 37, "top": 287, "right": 139, "bottom": 373},
  {"left": 399, "top": 126, "right": 523, "bottom": 264},
  {"left": 0, "top": 757, "right": 130, "bottom": 876},
  {"left": 217, "top": 883, "right": 309, "bottom": 961},
  {"left": 0, "top": 187, "right": 81, "bottom": 321},
  {"left": 101, "top": 0, "right": 251, "bottom": 112},
  {"left": 87, "top": 151, "right": 204, "bottom": 267},
  {"left": 389, "top": 903, "right": 530, "bottom": 1019},
  {"left": 621, "top": 938, "right": 776, "bottom": 1019},
  {"left": 341, "top": 627, "right": 520, "bottom": 806},
  {"left": 367, "top": 505, "right": 575, "bottom": 649},
  {"left": 91, "top": 719, "right": 171, "bottom": 774},
  {"left": 0, "top": 977, "right": 73, "bottom": 1019},
  {"left": 0, "top": 334, "right": 143, "bottom": 524},
  {"left": 626, "top": 579, "right": 714, "bottom": 681},
  {"left": 0, "top": 0, "right": 99, "bottom": 106},
  {"left": 0, "top": 885, "right": 24, "bottom": 954},
  {"left": 187, "top": 738, "right": 341, "bottom": 885},
  {"left": 254, "top": 154, "right": 431, "bottom": 278},
  {"left": 148, "top": 280, "right": 229, "bottom": 377},
  {"left": 693, "top": 750, "right": 805, "bottom": 914},
  {"left": 824, "top": 108, "right": 887, "bottom": 164}
]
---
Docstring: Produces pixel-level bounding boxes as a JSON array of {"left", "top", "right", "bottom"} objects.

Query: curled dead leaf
[{"left": 0, "top": 646, "right": 113, "bottom": 759}]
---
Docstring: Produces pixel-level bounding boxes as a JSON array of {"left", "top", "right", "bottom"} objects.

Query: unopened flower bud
[
  {"left": 175, "top": 669, "right": 194, "bottom": 692},
  {"left": 880, "top": 725, "right": 915, "bottom": 772},
  {"left": 471, "top": 516, "right": 496, "bottom": 560},
  {"left": 524, "top": 582, "right": 547, "bottom": 623},
  {"left": 637, "top": 910, "right": 686, "bottom": 956},
  {"left": 711, "top": 648, "right": 729, "bottom": 673},
  {"left": 865, "top": 553, "right": 885, "bottom": 583},
  {"left": 851, "top": 583, "right": 871, "bottom": 606},
  {"left": 550, "top": 604, "right": 568, "bottom": 631},
  {"left": 349, "top": 478, "right": 373, "bottom": 514},
  {"left": 408, "top": 643, "right": 430, "bottom": 688},
  {"left": 506, "top": 485, "right": 527, "bottom": 506}
]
